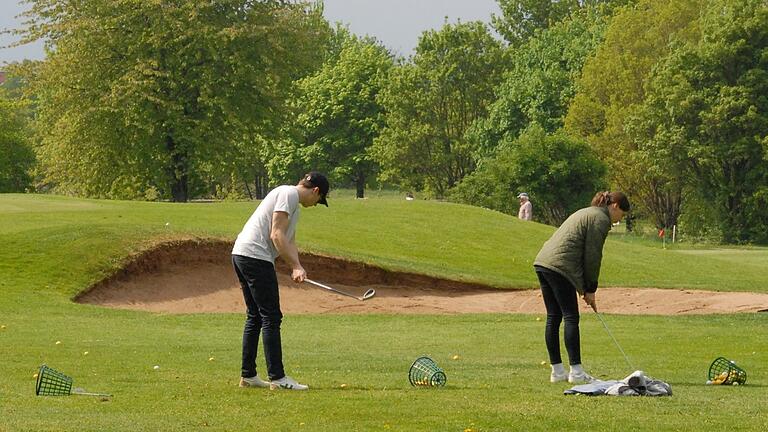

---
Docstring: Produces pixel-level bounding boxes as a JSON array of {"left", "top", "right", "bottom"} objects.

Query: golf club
[
  {"left": 592, "top": 306, "right": 635, "bottom": 371},
  {"left": 305, "top": 279, "right": 375, "bottom": 301},
  {"left": 73, "top": 387, "right": 113, "bottom": 397}
]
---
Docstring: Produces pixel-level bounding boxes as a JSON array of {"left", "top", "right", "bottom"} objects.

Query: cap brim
[{"left": 318, "top": 195, "right": 328, "bottom": 207}]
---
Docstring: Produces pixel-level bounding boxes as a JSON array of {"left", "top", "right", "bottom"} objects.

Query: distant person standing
[
  {"left": 518, "top": 193, "right": 532, "bottom": 221},
  {"left": 533, "top": 191, "right": 630, "bottom": 384},
  {"left": 232, "top": 172, "right": 330, "bottom": 390}
]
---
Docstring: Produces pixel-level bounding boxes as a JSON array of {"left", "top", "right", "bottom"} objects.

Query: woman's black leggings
[{"left": 535, "top": 267, "right": 582, "bottom": 365}]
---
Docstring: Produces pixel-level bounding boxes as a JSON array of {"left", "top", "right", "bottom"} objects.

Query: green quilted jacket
[{"left": 533, "top": 206, "right": 612, "bottom": 294}]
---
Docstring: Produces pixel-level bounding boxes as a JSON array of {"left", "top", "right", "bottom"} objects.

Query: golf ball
[
  {"left": 452, "top": 355, "right": 460, "bottom": 360},
  {"left": 83, "top": 351, "right": 89, "bottom": 356},
  {"left": 55, "top": 341, "right": 62, "bottom": 345},
  {"left": 208, "top": 357, "right": 215, "bottom": 361},
  {"left": 153, "top": 365, "right": 160, "bottom": 370}
]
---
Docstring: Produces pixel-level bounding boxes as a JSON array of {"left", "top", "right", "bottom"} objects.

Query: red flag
[{"left": 658, "top": 229, "right": 665, "bottom": 238}]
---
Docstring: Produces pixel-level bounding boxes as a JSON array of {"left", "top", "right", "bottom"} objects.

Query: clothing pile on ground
[{"left": 564, "top": 370, "right": 672, "bottom": 396}]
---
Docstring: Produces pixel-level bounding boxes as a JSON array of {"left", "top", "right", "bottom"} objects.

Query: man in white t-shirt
[{"left": 232, "top": 172, "right": 329, "bottom": 391}]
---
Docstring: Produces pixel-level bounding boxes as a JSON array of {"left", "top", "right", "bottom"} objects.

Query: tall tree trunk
[
  {"left": 720, "top": 158, "right": 753, "bottom": 243},
  {"left": 165, "top": 134, "right": 189, "bottom": 202},
  {"left": 642, "top": 182, "right": 683, "bottom": 230},
  {"left": 243, "top": 180, "right": 253, "bottom": 200},
  {"left": 254, "top": 168, "right": 269, "bottom": 199},
  {"left": 355, "top": 170, "right": 365, "bottom": 199}
]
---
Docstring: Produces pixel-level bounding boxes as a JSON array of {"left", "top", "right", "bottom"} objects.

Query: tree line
[{"left": 1, "top": 0, "right": 767, "bottom": 243}]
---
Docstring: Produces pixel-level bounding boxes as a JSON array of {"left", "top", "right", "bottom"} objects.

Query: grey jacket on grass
[{"left": 533, "top": 206, "right": 612, "bottom": 295}]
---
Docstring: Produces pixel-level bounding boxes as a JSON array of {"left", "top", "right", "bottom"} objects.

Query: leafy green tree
[
  {"left": 473, "top": 6, "right": 609, "bottom": 158},
  {"left": 372, "top": 21, "right": 505, "bottom": 197},
  {"left": 232, "top": 24, "right": 365, "bottom": 200},
  {"left": 0, "top": 90, "right": 34, "bottom": 192},
  {"left": 638, "top": 0, "right": 768, "bottom": 243},
  {"left": 621, "top": 105, "right": 686, "bottom": 231},
  {"left": 451, "top": 124, "right": 606, "bottom": 225},
  {"left": 565, "top": 0, "right": 702, "bottom": 229},
  {"left": 18, "top": 0, "right": 328, "bottom": 201},
  {"left": 491, "top": 0, "right": 630, "bottom": 46},
  {"left": 323, "top": 23, "right": 355, "bottom": 65},
  {"left": 294, "top": 35, "right": 393, "bottom": 198}
]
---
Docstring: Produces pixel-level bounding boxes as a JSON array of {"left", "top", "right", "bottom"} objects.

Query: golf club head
[{"left": 306, "top": 279, "right": 374, "bottom": 302}]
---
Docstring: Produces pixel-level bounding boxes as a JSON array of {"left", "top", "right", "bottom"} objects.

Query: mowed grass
[{"left": 1, "top": 193, "right": 767, "bottom": 431}]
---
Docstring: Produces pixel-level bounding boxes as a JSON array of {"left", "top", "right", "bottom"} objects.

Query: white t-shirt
[
  {"left": 232, "top": 185, "right": 300, "bottom": 263},
  {"left": 518, "top": 200, "right": 532, "bottom": 221}
]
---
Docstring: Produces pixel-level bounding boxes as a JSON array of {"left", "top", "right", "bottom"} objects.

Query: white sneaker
[
  {"left": 568, "top": 371, "right": 596, "bottom": 384},
  {"left": 239, "top": 375, "right": 270, "bottom": 388},
  {"left": 550, "top": 371, "right": 568, "bottom": 383},
  {"left": 270, "top": 375, "right": 309, "bottom": 391}
]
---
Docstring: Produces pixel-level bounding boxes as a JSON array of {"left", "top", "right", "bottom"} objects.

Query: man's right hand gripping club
[{"left": 270, "top": 211, "right": 306, "bottom": 283}]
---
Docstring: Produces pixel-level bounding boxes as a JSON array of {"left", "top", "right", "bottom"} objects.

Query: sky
[{"left": 0, "top": 0, "right": 501, "bottom": 65}]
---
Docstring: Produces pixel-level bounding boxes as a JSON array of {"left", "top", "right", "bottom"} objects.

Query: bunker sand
[{"left": 75, "top": 240, "right": 768, "bottom": 315}]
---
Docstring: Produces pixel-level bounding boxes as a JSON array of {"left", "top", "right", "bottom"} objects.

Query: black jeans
[
  {"left": 535, "top": 267, "right": 582, "bottom": 366},
  {"left": 232, "top": 255, "right": 285, "bottom": 381}
]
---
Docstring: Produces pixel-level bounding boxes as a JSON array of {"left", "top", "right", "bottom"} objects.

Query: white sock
[
  {"left": 551, "top": 363, "right": 565, "bottom": 375},
  {"left": 570, "top": 364, "right": 584, "bottom": 374}
]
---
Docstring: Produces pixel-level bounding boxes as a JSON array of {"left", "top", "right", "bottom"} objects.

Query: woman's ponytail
[
  {"left": 591, "top": 191, "right": 612, "bottom": 207},
  {"left": 591, "top": 191, "right": 631, "bottom": 211}
]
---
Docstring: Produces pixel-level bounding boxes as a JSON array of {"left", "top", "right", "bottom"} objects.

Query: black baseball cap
[{"left": 304, "top": 172, "right": 330, "bottom": 206}]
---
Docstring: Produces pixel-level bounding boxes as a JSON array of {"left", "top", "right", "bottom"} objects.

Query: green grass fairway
[{"left": 1, "top": 194, "right": 767, "bottom": 431}]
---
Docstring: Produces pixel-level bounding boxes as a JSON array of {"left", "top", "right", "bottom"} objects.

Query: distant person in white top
[
  {"left": 232, "top": 172, "right": 329, "bottom": 391},
  {"left": 518, "top": 192, "right": 532, "bottom": 221}
]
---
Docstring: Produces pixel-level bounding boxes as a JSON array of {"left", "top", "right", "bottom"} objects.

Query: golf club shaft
[
  {"left": 73, "top": 389, "right": 112, "bottom": 397},
  {"left": 594, "top": 311, "right": 635, "bottom": 371},
  {"left": 305, "top": 278, "right": 361, "bottom": 300}
]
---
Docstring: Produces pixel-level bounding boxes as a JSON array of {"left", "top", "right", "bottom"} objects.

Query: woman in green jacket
[{"left": 533, "top": 191, "right": 630, "bottom": 384}]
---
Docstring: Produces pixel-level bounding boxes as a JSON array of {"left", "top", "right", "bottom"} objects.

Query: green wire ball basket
[
  {"left": 409, "top": 356, "right": 447, "bottom": 387},
  {"left": 36, "top": 364, "right": 73, "bottom": 396},
  {"left": 708, "top": 357, "right": 747, "bottom": 385}
]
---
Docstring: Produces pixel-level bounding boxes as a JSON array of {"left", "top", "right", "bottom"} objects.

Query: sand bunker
[{"left": 75, "top": 240, "right": 768, "bottom": 315}]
